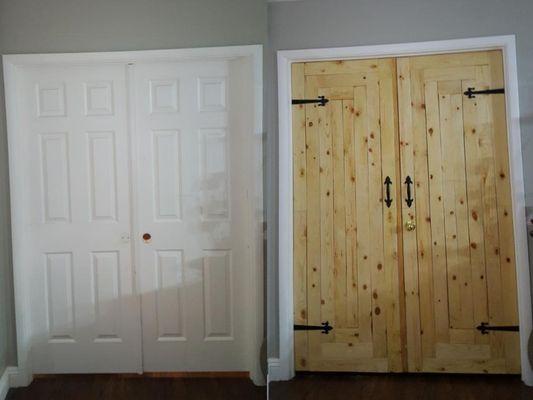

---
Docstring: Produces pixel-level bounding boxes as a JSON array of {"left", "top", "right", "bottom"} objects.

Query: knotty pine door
[
  {"left": 292, "top": 58, "right": 404, "bottom": 372},
  {"left": 292, "top": 50, "right": 520, "bottom": 374},
  {"left": 398, "top": 51, "right": 519, "bottom": 374}
]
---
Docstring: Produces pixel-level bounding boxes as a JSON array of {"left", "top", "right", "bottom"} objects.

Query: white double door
[{"left": 18, "top": 60, "right": 250, "bottom": 373}]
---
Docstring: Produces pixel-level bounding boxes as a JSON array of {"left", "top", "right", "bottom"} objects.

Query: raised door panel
[
  {"left": 292, "top": 59, "right": 403, "bottom": 372},
  {"left": 397, "top": 51, "right": 520, "bottom": 374}
]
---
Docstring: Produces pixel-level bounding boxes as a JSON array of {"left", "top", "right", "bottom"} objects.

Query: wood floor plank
[
  {"left": 8, "top": 375, "right": 264, "bottom": 400},
  {"left": 270, "top": 373, "right": 532, "bottom": 400}
]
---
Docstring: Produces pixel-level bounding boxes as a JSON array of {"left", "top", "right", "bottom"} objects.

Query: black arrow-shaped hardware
[
  {"left": 292, "top": 96, "right": 329, "bottom": 106},
  {"left": 464, "top": 87, "right": 505, "bottom": 99},
  {"left": 476, "top": 322, "right": 519, "bottom": 335},
  {"left": 294, "top": 321, "right": 333, "bottom": 334},
  {"left": 405, "top": 176, "right": 413, "bottom": 208},
  {"left": 384, "top": 176, "right": 393, "bottom": 208}
]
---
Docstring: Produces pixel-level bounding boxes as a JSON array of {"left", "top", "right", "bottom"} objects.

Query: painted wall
[
  {"left": 266, "top": 0, "right": 533, "bottom": 357},
  {"left": 0, "top": 0, "right": 267, "bottom": 372}
]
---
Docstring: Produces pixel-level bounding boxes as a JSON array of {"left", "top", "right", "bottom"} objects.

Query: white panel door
[
  {"left": 18, "top": 64, "right": 142, "bottom": 373},
  {"left": 134, "top": 61, "right": 250, "bottom": 372}
]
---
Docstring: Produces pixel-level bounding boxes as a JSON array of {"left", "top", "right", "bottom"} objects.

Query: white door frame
[
  {"left": 275, "top": 35, "right": 533, "bottom": 385},
  {"left": 3, "top": 44, "right": 264, "bottom": 386}
]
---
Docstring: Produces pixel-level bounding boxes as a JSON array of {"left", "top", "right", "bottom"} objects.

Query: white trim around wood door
[
  {"left": 3, "top": 44, "right": 264, "bottom": 386},
  {"left": 277, "top": 35, "right": 533, "bottom": 385}
]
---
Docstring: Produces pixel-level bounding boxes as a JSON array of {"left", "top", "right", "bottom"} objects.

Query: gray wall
[
  {"left": 266, "top": 0, "right": 533, "bottom": 357},
  {"left": 0, "top": 0, "right": 267, "bottom": 373}
]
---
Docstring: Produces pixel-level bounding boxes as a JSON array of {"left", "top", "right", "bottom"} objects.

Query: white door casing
[
  {"left": 274, "top": 36, "right": 532, "bottom": 385},
  {"left": 3, "top": 46, "right": 263, "bottom": 385},
  {"left": 18, "top": 64, "right": 142, "bottom": 373},
  {"left": 134, "top": 60, "right": 252, "bottom": 372}
]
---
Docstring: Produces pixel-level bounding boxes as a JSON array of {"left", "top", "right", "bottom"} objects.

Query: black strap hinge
[
  {"left": 476, "top": 322, "right": 519, "bottom": 335},
  {"left": 464, "top": 87, "right": 505, "bottom": 99},
  {"left": 292, "top": 96, "right": 329, "bottom": 106},
  {"left": 294, "top": 321, "right": 333, "bottom": 334}
]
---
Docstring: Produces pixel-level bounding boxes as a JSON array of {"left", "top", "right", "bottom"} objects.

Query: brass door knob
[{"left": 405, "top": 220, "right": 416, "bottom": 231}]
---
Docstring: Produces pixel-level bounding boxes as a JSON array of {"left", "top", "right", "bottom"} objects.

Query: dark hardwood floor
[
  {"left": 269, "top": 373, "right": 533, "bottom": 400},
  {"left": 7, "top": 375, "right": 265, "bottom": 400}
]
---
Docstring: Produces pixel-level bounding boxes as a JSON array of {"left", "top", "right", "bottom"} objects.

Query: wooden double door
[{"left": 292, "top": 51, "right": 520, "bottom": 374}]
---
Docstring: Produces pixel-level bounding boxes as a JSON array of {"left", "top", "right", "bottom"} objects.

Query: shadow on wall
[{"left": 521, "top": 114, "right": 533, "bottom": 204}]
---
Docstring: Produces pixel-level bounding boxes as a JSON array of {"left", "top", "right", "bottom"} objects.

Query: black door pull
[
  {"left": 405, "top": 176, "right": 414, "bottom": 208},
  {"left": 384, "top": 176, "right": 393, "bottom": 208}
]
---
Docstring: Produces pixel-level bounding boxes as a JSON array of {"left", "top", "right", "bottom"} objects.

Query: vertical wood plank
[
  {"left": 461, "top": 76, "right": 490, "bottom": 346},
  {"left": 452, "top": 93, "right": 474, "bottom": 329},
  {"left": 343, "top": 100, "right": 358, "bottom": 329},
  {"left": 424, "top": 81, "right": 450, "bottom": 346},
  {"left": 292, "top": 63, "right": 309, "bottom": 370},
  {"left": 397, "top": 57, "right": 422, "bottom": 371},
  {"left": 353, "top": 85, "right": 372, "bottom": 345},
  {"left": 319, "top": 88, "right": 335, "bottom": 351},
  {"left": 378, "top": 58, "right": 404, "bottom": 371},
  {"left": 332, "top": 98, "right": 347, "bottom": 329},
  {"left": 410, "top": 68, "right": 435, "bottom": 359},
  {"left": 465, "top": 67, "right": 506, "bottom": 361},
  {"left": 487, "top": 51, "right": 520, "bottom": 373},
  {"left": 439, "top": 94, "right": 464, "bottom": 331},
  {"left": 367, "top": 78, "right": 387, "bottom": 358},
  {"left": 304, "top": 75, "right": 322, "bottom": 366}
]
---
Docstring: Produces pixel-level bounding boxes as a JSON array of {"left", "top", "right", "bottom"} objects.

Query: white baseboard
[
  {"left": 267, "top": 357, "right": 282, "bottom": 383},
  {"left": 0, "top": 366, "right": 20, "bottom": 400},
  {"left": 0, "top": 368, "right": 9, "bottom": 400},
  {"left": 8, "top": 366, "right": 32, "bottom": 389}
]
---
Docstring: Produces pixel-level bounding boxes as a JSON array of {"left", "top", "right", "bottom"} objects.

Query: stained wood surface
[
  {"left": 269, "top": 373, "right": 533, "bottom": 400},
  {"left": 7, "top": 375, "right": 264, "bottom": 400}
]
